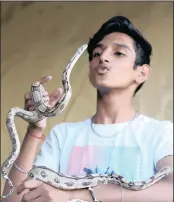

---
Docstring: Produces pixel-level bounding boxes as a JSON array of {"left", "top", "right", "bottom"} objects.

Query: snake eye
[{"left": 29, "top": 173, "right": 34, "bottom": 178}]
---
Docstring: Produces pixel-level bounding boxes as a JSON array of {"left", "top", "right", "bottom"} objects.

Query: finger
[
  {"left": 24, "top": 103, "right": 32, "bottom": 111},
  {"left": 26, "top": 100, "right": 33, "bottom": 106},
  {"left": 17, "top": 189, "right": 30, "bottom": 201},
  {"left": 43, "top": 96, "right": 49, "bottom": 102},
  {"left": 24, "top": 92, "right": 32, "bottom": 101},
  {"left": 42, "top": 91, "right": 49, "bottom": 97},
  {"left": 17, "top": 179, "right": 42, "bottom": 195},
  {"left": 21, "top": 188, "right": 41, "bottom": 202},
  {"left": 49, "top": 88, "right": 63, "bottom": 107},
  {"left": 37, "top": 76, "right": 52, "bottom": 85},
  {"left": 28, "top": 106, "right": 35, "bottom": 111},
  {"left": 32, "top": 196, "right": 45, "bottom": 202},
  {"left": 25, "top": 101, "right": 34, "bottom": 110}
]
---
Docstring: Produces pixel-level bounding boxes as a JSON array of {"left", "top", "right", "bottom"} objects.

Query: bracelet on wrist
[
  {"left": 88, "top": 187, "right": 102, "bottom": 202},
  {"left": 14, "top": 162, "right": 28, "bottom": 174},
  {"left": 29, "top": 133, "right": 45, "bottom": 142}
]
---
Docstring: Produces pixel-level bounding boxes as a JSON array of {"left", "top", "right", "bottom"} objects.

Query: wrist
[
  {"left": 26, "top": 123, "right": 46, "bottom": 142},
  {"left": 71, "top": 188, "right": 93, "bottom": 202},
  {"left": 27, "top": 123, "right": 45, "bottom": 135}
]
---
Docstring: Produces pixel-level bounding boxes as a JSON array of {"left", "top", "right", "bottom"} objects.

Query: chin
[
  {"left": 92, "top": 80, "right": 109, "bottom": 89},
  {"left": 95, "top": 82, "right": 113, "bottom": 94},
  {"left": 94, "top": 82, "right": 127, "bottom": 92},
  {"left": 90, "top": 77, "right": 126, "bottom": 90},
  {"left": 95, "top": 78, "right": 119, "bottom": 88}
]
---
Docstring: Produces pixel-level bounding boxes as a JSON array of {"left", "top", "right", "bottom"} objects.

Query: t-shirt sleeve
[
  {"left": 33, "top": 125, "right": 61, "bottom": 172},
  {"left": 154, "top": 121, "right": 173, "bottom": 168}
]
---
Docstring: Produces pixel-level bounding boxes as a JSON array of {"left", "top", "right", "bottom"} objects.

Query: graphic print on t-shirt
[{"left": 67, "top": 145, "right": 141, "bottom": 181}]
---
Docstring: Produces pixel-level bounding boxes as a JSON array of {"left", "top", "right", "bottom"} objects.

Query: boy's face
[{"left": 88, "top": 32, "right": 143, "bottom": 93}]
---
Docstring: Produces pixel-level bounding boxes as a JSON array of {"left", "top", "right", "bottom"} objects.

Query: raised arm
[{"left": 2, "top": 76, "right": 62, "bottom": 202}]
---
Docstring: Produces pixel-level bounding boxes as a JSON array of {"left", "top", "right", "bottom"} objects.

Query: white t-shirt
[{"left": 34, "top": 114, "right": 173, "bottom": 182}]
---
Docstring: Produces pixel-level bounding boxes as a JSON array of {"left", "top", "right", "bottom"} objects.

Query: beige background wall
[{"left": 1, "top": 2, "right": 173, "bottom": 189}]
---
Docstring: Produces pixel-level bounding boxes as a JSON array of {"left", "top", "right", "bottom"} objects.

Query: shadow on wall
[{"left": 1, "top": 2, "right": 34, "bottom": 25}]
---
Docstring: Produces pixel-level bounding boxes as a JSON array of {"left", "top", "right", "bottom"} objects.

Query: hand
[
  {"left": 17, "top": 179, "right": 72, "bottom": 202},
  {"left": 24, "top": 76, "right": 63, "bottom": 130}
]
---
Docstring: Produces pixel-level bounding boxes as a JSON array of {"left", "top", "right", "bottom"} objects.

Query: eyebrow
[
  {"left": 113, "top": 42, "right": 132, "bottom": 52},
  {"left": 95, "top": 42, "right": 132, "bottom": 53}
]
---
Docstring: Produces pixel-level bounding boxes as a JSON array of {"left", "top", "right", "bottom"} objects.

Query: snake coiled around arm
[{"left": 1, "top": 44, "right": 173, "bottom": 201}]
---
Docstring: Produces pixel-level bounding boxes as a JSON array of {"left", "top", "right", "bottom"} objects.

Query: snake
[{"left": 1, "top": 44, "right": 173, "bottom": 201}]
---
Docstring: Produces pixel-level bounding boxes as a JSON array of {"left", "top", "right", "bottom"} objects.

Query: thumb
[{"left": 49, "top": 88, "right": 63, "bottom": 107}]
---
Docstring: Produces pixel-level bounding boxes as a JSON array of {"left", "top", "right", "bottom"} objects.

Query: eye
[
  {"left": 115, "top": 52, "right": 125, "bottom": 56},
  {"left": 93, "top": 52, "right": 101, "bottom": 57}
]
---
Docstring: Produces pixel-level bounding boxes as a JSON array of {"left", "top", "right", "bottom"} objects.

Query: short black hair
[{"left": 87, "top": 16, "right": 152, "bottom": 95}]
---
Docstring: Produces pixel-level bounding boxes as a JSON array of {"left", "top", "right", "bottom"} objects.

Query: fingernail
[{"left": 43, "top": 91, "right": 48, "bottom": 95}]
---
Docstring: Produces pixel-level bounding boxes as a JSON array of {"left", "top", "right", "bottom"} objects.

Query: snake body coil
[{"left": 1, "top": 44, "right": 173, "bottom": 201}]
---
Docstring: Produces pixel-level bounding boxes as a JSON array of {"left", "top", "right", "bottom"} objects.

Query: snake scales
[{"left": 1, "top": 44, "right": 173, "bottom": 201}]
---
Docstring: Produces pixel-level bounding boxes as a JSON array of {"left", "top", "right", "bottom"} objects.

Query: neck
[{"left": 93, "top": 89, "right": 137, "bottom": 124}]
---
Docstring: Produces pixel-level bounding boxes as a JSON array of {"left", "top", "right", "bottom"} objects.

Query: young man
[{"left": 2, "top": 16, "right": 173, "bottom": 202}]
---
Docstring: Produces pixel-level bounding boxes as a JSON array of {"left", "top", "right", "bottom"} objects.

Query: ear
[{"left": 135, "top": 64, "right": 152, "bottom": 84}]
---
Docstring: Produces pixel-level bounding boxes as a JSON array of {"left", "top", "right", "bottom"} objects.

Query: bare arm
[
  {"left": 73, "top": 156, "right": 173, "bottom": 202},
  {"left": 2, "top": 76, "right": 62, "bottom": 202},
  {"left": 2, "top": 126, "right": 44, "bottom": 202}
]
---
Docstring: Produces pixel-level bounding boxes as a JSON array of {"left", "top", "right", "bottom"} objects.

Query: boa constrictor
[{"left": 1, "top": 44, "right": 173, "bottom": 201}]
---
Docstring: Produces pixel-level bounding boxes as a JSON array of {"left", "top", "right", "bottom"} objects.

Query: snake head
[
  {"left": 29, "top": 172, "right": 34, "bottom": 179},
  {"left": 31, "top": 81, "right": 40, "bottom": 87}
]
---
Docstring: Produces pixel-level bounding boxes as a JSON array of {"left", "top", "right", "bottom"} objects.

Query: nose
[{"left": 99, "top": 49, "right": 110, "bottom": 64}]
